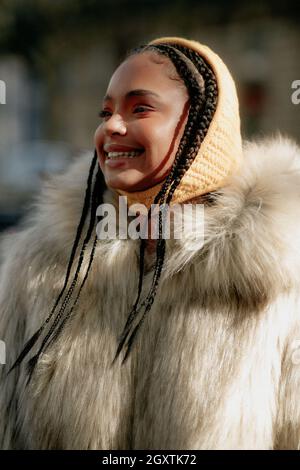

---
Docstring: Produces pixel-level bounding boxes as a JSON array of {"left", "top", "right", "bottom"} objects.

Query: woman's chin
[{"left": 104, "top": 175, "right": 144, "bottom": 192}]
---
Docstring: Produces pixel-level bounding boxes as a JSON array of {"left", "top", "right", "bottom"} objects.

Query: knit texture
[{"left": 115, "top": 36, "right": 243, "bottom": 209}]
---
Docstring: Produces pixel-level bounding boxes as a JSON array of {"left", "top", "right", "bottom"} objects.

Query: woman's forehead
[{"left": 105, "top": 53, "right": 186, "bottom": 100}]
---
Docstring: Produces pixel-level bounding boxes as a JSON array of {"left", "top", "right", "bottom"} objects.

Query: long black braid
[
  {"left": 8, "top": 42, "right": 218, "bottom": 379},
  {"left": 113, "top": 43, "right": 218, "bottom": 363},
  {"left": 8, "top": 151, "right": 105, "bottom": 382}
]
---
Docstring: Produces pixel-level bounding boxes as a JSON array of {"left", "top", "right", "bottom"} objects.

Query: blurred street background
[{"left": 0, "top": 0, "right": 299, "bottom": 231}]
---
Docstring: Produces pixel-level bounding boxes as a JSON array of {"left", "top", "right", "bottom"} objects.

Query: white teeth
[{"left": 106, "top": 150, "right": 143, "bottom": 159}]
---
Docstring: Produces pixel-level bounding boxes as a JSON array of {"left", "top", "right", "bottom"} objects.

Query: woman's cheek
[
  {"left": 93, "top": 128, "right": 105, "bottom": 172},
  {"left": 94, "top": 125, "right": 102, "bottom": 148},
  {"left": 152, "top": 121, "right": 175, "bottom": 155}
]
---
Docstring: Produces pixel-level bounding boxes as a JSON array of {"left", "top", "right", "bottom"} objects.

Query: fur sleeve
[
  {"left": 0, "top": 229, "right": 31, "bottom": 449},
  {"left": 0, "top": 154, "right": 93, "bottom": 449},
  {"left": 275, "top": 295, "right": 300, "bottom": 450}
]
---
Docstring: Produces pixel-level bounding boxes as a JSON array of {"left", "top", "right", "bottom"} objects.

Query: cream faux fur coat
[{"left": 1, "top": 136, "right": 300, "bottom": 450}]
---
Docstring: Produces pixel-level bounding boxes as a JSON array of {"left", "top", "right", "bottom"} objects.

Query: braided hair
[
  {"left": 8, "top": 42, "right": 218, "bottom": 381},
  {"left": 113, "top": 43, "right": 218, "bottom": 363},
  {"left": 8, "top": 152, "right": 105, "bottom": 383}
]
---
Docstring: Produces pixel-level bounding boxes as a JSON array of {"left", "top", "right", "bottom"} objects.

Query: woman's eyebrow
[{"left": 103, "top": 89, "right": 160, "bottom": 102}]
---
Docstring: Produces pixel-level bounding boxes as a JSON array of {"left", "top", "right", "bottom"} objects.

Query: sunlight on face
[{"left": 94, "top": 52, "right": 189, "bottom": 192}]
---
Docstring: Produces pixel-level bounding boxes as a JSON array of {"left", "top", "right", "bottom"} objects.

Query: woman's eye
[
  {"left": 98, "top": 110, "right": 111, "bottom": 119},
  {"left": 133, "top": 105, "right": 151, "bottom": 113}
]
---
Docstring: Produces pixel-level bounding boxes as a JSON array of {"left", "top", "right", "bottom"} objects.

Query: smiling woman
[
  {"left": 95, "top": 52, "right": 190, "bottom": 192},
  {"left": 1, "top": 37, "right": 300, "bottom": 450}
]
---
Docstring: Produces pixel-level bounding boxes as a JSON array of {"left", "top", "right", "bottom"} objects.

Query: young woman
[{"left": 1, "top": 36, "right": 300, "bottom": 450}]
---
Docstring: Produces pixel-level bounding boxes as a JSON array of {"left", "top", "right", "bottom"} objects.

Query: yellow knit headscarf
[{"left": 115, "top": 36, "right": 243, "bottom": 209}]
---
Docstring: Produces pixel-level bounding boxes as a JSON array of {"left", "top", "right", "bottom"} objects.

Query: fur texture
[{"left": 1, "top": 135, "right": 300, "bottom": 449}]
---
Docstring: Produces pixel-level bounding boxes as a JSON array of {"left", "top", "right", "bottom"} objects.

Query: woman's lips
[
  {"left": 103, "top": 143, "right": 144, "bottom": 153},
  {"left": 104, "top": 150, "right": 145, "bottom": 168},
  {"left": 102, "top": 143, "right": 144, "bottom": 168}
]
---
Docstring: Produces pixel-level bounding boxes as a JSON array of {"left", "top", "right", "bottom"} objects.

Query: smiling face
[{"left": 94, "top": 52, "right": 189, "bottom": 192}]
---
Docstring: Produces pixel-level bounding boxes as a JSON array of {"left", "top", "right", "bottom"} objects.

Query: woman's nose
[{"left": 104, "top": 114, "right": 127, "bottom": 136}]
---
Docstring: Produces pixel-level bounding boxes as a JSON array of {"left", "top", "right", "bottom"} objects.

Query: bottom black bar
[{"left": 0, "top": 450, "right": 299, "bottom": 466}]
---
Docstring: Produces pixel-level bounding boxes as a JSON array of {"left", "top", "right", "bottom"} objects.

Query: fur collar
[
  {"left": 165, "top": 135, "right": 300, "bottom": 304},
  {"left": 8, "top": 135, "right": 300, "bottom": 314}
]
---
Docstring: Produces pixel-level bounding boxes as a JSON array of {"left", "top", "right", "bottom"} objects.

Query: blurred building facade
[{"left": 0, "top": 0, "right": 299, "bottom": 229}]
